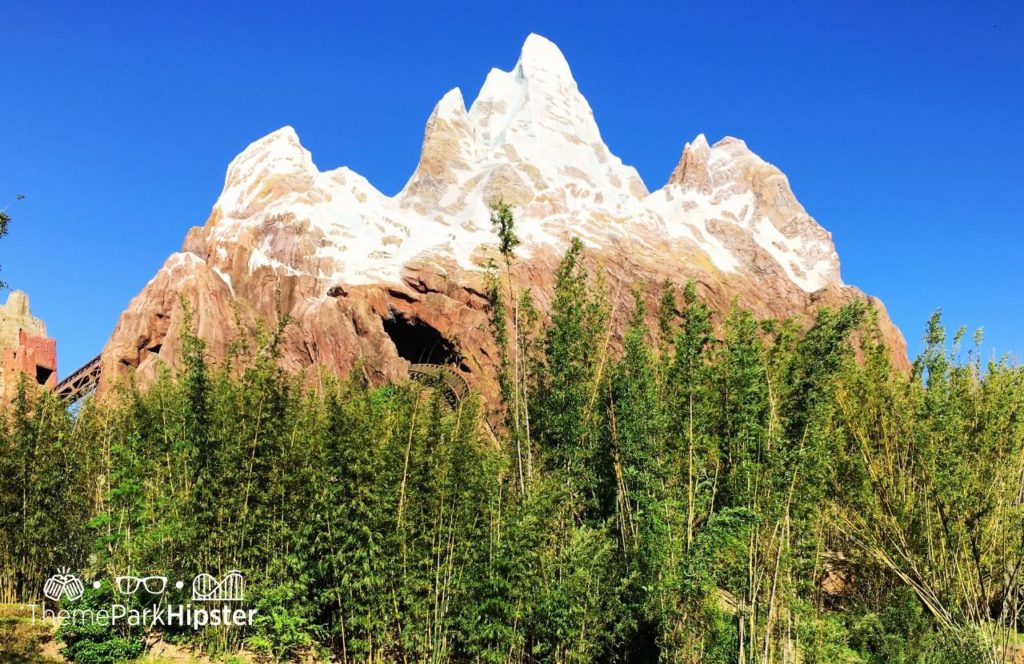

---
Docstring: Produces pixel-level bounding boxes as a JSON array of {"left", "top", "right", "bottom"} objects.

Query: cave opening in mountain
[{"left": 383, "top": 311, "right": 463, "bottom": 367}]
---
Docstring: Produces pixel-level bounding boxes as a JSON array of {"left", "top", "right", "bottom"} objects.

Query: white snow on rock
[{"left": 199, "top": 33, "right": 841, "bottom": 292}]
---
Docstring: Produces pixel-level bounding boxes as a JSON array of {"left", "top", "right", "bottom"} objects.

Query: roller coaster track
[
  {"left": 54, "top": 358, "right": 483, "bottom": 422},
  {"left": 408, "top": 363, "right": 498, "bottom": 446},
  {"left": 56, "top": 354, "right": 102, "bottom": 404},
  {"left": 408, "top": 363, "right": 471, "bottom": 406}
]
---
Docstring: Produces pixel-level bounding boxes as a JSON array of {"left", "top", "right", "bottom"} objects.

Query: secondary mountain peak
[{"left": 215, "top": 125, "right": 317, "bottom": 221}]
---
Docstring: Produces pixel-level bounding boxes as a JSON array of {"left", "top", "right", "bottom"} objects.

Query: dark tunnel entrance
[
  {"left": 382, "top": 310, "right": 464, "bottom": 367},
  {"left": 35, "top": 365, "right": 54, "bottom": 385}
]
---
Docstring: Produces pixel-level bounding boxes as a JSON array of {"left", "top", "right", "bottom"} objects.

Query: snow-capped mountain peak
[{"left": 102, "top": 33, "right": 908, "bottom": 400}]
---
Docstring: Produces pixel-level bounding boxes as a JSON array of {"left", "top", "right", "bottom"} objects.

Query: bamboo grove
[{"left": 2, "top": 223, "right": 1024, "bottom": 662}]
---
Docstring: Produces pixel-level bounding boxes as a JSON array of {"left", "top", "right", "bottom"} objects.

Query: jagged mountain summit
[{"left": 101, "top": 33, "right": 907, "bottom": 399}]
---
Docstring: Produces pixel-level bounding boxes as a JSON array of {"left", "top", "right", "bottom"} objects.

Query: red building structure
[{"left": 0, "top": 291, "right": 57, "bottom": 401}]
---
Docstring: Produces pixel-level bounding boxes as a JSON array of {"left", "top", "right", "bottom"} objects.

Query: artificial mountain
[{"left": 100, "top": 33, "right": 907, "bottom": 402}]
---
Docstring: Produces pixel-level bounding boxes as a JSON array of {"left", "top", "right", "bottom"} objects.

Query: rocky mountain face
[{"left": 101, "top": 34, "right": 907, "bottom": 402}]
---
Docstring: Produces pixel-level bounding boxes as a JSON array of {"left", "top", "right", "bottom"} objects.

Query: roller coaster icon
[{"left": 191, "top": 570, "right": 245, "bottom": 602}]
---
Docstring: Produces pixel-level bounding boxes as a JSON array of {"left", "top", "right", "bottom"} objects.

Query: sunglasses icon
[{"left": 115, "top": 575, "right": 168, "bottom": 595}]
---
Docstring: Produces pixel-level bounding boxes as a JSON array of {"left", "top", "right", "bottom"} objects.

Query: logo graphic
[
  {"left": 43, "top": 568, "right": 85, "bottom": 602},
  {"left": 115, "top": 575, "right": 168, "bottom": 595},
  {"left": 192, "top": 570, "right": 245, "bottom": 602}
]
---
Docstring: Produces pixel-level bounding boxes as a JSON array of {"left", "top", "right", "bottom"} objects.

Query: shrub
[{"left": 56, "top": 587, "right": 145, "bottom": 664}]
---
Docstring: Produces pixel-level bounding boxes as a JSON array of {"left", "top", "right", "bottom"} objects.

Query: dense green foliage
[
  {"left": 55, "top": 587, "right": 146, "bottom": 664},
  {"left": 2, "top": 240, "right": 1024, "bottom": 662}
]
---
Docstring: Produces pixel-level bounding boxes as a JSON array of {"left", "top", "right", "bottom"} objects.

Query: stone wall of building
[{"left": 0, "top": 291, "right": 57, "bottom": 400}]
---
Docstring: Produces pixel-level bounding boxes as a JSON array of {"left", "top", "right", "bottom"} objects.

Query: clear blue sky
[{"left": 2, "top": 1, "right": 1021, "bottom": 373}]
